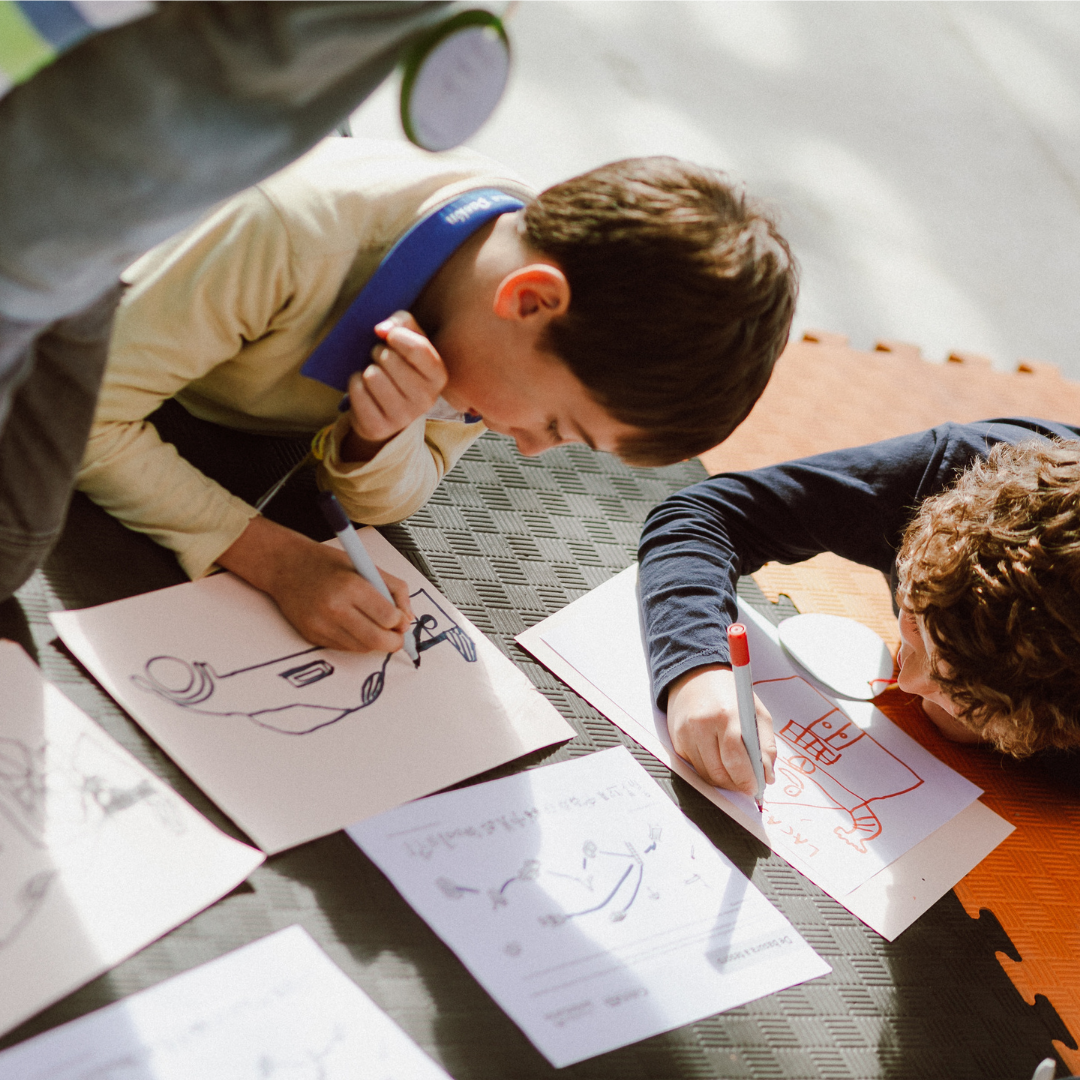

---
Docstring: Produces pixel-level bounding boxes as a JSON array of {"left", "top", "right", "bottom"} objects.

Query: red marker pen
[{"left": 728, "top": 623, "right": 766, "bottom": 811}]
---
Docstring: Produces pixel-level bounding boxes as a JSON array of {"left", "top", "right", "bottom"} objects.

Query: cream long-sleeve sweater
[{"left": 76, "top": 138, "right": 535, "bottom": 579}]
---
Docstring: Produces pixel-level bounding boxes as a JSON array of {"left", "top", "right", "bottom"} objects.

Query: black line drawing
[
  {"left": 0, "top": 731, "right": 184, "bottom": 951},
  {"left": 487, "top": 859, "right": 540, "bottom": 908},
  {"left": 434, "top": 829, "right": 667, "bottom": 929},
  {"left": 0, "top": 869, "right": 53, "bottom": 950},
  {"left": 130, "top": 589, "right": 477, "bottom": 735}
]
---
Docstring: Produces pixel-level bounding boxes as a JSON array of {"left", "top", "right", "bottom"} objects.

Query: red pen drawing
[{"left": 758, "top": 676, "right": 924, "bottom": 853}]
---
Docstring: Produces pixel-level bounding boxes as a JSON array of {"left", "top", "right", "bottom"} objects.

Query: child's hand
[
  {"left": 666, "top": 665, "right": 777, "bottom": 797},
  {"left": 218, "top": 517, "right": 415, "bottom": 653},
  {"left": 342, "top": 311, "right": 449, "bottom": 462}
]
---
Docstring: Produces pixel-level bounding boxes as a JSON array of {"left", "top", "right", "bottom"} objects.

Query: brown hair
[
  {"left": 522, "top": 157, "right": 797, "bottom": 466},
  {"left": 896, "top": 439, "right": 1080, "bottom": 756}
]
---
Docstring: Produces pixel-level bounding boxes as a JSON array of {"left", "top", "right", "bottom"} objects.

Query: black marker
[{"left": 318, "top": 492, "right": 420, "bottom": 668}]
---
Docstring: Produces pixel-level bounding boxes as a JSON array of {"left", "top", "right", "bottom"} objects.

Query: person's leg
[{"left": 0, "top": 284, "right": 123, "bottom": 600}]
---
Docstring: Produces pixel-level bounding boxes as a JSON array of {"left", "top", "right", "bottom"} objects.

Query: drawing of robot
[
  {"left": 0, "top": 732, "right": 183, "bottom": 949},
  {"left": 761, "top": 676, "right": 924, "bottom": 852},
  {"left": 131, "top": 589, "right": 477, "bottom": 735}
]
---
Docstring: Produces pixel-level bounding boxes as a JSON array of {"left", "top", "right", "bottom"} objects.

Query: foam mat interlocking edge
[
  {"left": 0, "top": 432, "right": 1067, "bottom": 1079},
  {"left": 751, "top": 553, "right": 1080, "bottom": 1076}
]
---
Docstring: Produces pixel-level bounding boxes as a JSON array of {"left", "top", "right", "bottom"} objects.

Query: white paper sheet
[
  {"left": 0, "top": 642, "right": 263, "bottom": 1039},
  {"left": 516, "top": 566, "right": 1014, "bottom": 939},
  {"left": 51, "top": 530, "right": 573, "bottom": 854},
  {"left": 349, "top": 747, "right": 830, "bottom": 1068},
  {"left": 0, "top": 925, "right": 452, "bottom": 1079}
]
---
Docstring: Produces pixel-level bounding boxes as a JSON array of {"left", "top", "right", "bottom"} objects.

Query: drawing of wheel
[
  {"left": 445, "top": 626, "right": 477, "bottom": 662},
  {"left": 362, "top": 668, "right": 385, "bottom": 706},
  {"left": 134, "top": 657, "right": 215, "bottom": 706}
]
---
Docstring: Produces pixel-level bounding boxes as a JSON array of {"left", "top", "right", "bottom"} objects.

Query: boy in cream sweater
[{"left": 78, "top": 137, "right": 797, "bottom": 657}]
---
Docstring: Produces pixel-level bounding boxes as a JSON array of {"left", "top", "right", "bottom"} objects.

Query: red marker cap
[{"left": 727, "top": 623, "right": 750, "bottom": 667}]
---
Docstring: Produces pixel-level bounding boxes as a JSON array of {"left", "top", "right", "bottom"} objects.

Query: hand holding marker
[
  {"left": 318, "top": 492, "right": 420, "bottom": 668},
  {"left": 728, "top": 623, "right": 766, "bottom": 811}
]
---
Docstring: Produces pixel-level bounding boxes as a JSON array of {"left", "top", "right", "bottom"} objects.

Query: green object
[
  {"left": 0, "top": 1, "right": 54, "bottom": 88},
  {"left": 399, "top": 8, "right": 510, "bottom": 152}
]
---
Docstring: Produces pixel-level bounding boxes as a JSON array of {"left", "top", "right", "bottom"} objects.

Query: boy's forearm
[
  {"left": 636, "top": 438, "right": 938, "bottom": 706},
  {"left": 217, "top": 515, "right": 313, "bottom": 595}
]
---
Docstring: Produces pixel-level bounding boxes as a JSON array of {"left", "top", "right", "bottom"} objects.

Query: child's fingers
[
  {"left": 370, "top": 339, "right": 447, "bottom": 400},
  {"left": 359, "top": 359, "right": 412, "bottom": 422},
  {"left": 347, "top": 360, "right": 423, "bottom": 444},
  {"left": 347, "top": 332, "right": 447, "bottom": 446},
  {"left": 374, "top": 309, "right": 424, "bottom": 341},
  {"left": 373, "top": 317, "right": 448, "bottom": 391},
  {"left": 380, "top": 569, "right": 415, "bottom": 624},
  {"left": 684, "top": 733, "right": 730, "bottom": 790},
  {"left": 320, "top": 578, "right": 409, "bottom": 653},
  {"left": 346, "top": 371, "right": 400, "bottom": 444},
  {"left": 756, "top": 697, "right": 777, "bottom": 785},
  {"left": 718, "top": 722, "right": 761, "bottom": 798},
  {"left": 284, "top": 576, "right": 406, "bottom": 655}
]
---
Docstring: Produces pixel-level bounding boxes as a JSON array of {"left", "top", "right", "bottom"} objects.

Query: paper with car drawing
[
  {"left": 0, "top": 926, "right": 452, "bottom": 1080},
  {"left": 51, "top": 530, "right": 573, "bottom": 854},
  {"left": 0, "top": 642, "right": 263, "bottom": 1039},
  {"left": 516, "top": 566, "right": 1014, "bottom": 939},
  {"left": 350, "top": 747, "right": 829, "bottom": 1068}
]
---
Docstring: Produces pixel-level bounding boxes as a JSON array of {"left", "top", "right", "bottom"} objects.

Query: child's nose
[{"left": 513, "top": 431, "right": 548, "bottom": 457}]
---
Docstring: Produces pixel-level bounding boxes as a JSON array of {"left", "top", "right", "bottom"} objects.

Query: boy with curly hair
[
  {"left": 638, "top": 418, "right": 1080, "bottom": 795},
  {"left": 77, "top": 137, "right": 796, "bottom": 656}
]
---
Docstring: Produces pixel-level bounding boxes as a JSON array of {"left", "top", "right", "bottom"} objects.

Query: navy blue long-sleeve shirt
[{"left": 638, "top": 418, "right": 1080, "bottom": 709}]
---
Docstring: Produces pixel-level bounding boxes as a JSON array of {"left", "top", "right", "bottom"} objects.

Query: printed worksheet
[
  {"left": 0, "top": 926, "right": 452, "bottom": 1079},
  {"left": 51, "top": 530, "right": 573, "bottom": 854},
  {"left": 516, "top": 566, "right": 1014, "bottom": 939},
  {"left": 349, "top": 747, "right": 829, "bottom": 1068},
  {"left": 0, "top": 642, "right": 263, "bottom": 1039}
]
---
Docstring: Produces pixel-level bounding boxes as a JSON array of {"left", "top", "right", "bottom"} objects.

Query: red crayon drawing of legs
[{"left": 758, "top": 676, "right": 924, "bottom": 853}]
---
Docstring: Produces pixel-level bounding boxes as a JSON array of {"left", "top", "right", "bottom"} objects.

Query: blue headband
[{"left": 300, "top": 188, "right": 526, "bottom": 393}]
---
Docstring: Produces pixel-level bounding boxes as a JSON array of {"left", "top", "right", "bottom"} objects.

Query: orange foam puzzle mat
[
  {"left": 710, "top": 329, "right": 1080, "bottom": 1072},
  {"left": 753, "top": 557, "right": 1080, "bottom": 1074}
]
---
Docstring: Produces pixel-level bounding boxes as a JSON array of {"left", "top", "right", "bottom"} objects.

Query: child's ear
[{"left": 493, "top": 265, "right": 570, "bottom": 322}]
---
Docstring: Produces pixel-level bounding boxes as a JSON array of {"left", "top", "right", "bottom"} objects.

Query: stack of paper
[
  {"left": 0, "top": 642, "right": 263, "bottom": 1038},
  {"left": 0, "top": 926, "right": 451, "bottom": 1079},
  {"left": 517, "top": 566, "right": 1014, "bottom": 939},
  {"left": 350, "top": 747, "right": 830, "bottom": 1067}
]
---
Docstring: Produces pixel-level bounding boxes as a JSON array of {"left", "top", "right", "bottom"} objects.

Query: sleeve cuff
[
  {"left": 178, "top": 500, "right": 260, "bottom": 580},
  {"left": 654, "top": 649, "right": 732, "bottom": 711},
  {"left": 318, "top": 414, "right": 437, "bottom": 525}
]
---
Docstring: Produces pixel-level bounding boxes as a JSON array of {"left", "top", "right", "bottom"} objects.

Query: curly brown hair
[
  {"left": 896, "top": 439, "right": 1080, "bottom": 756},
  {"left": 523, "top": 157, "right": 797, "bottom": 466}
]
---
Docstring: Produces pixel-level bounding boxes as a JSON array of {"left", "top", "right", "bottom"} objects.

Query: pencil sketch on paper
[
  {"left": 0, "top": 731, "right": 184, "bottom": 951},
  {"left": 760, "top": 675, "right": 924, "bottom": 853},
  {"left": 433, "top": 826, "right": 669, "bottom": 930},
  {"left": 129, "top": 588, "right": 477, "bottom": 736}
]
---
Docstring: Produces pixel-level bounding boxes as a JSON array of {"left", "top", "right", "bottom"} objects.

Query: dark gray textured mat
[{"left": 0, "top": 433, "right": 1063, "bottom": 1079}]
